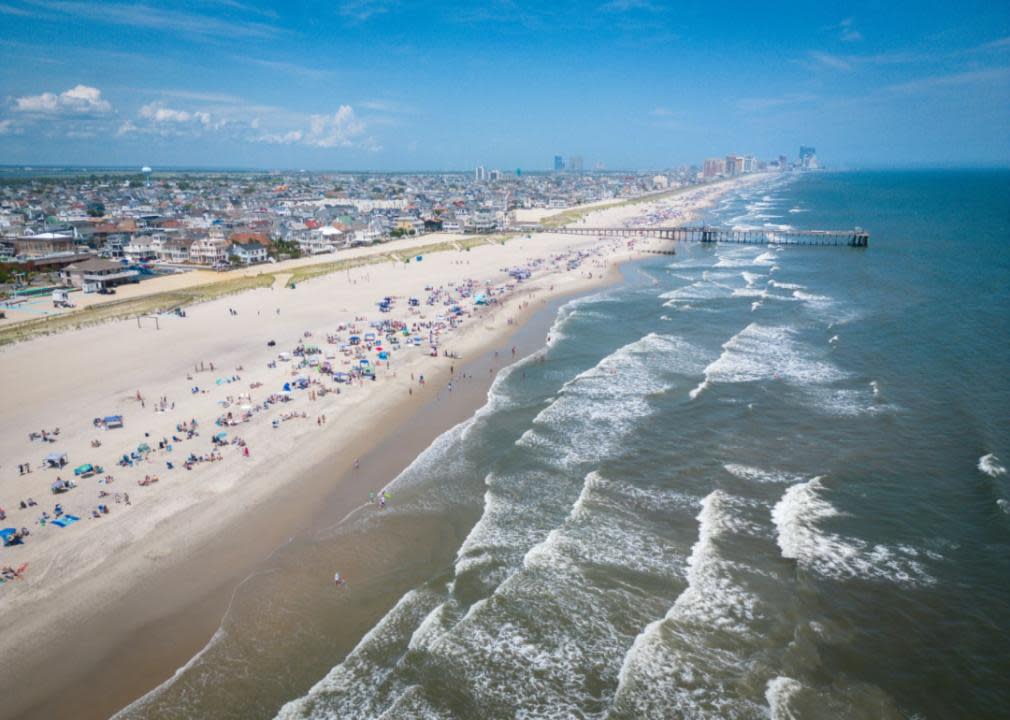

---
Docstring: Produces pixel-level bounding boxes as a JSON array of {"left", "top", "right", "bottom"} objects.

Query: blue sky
[{"left": 1, "top": 1, "right": 1008, "bottom": 170}]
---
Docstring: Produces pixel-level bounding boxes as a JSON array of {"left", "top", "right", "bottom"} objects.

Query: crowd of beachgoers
[{"left": 0, "top": 241, "right": 620, "bottom": 585}]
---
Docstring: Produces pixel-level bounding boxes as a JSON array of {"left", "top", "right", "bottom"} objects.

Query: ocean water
[{"left": 118, "top": 170, "right": 1010, "bottom": 720}]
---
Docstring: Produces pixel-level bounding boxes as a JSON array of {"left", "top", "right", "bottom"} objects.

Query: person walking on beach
[{"left": 334, "top": 572, "right": 345, "bottom": 587}]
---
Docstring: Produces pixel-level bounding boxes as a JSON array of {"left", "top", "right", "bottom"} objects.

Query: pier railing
[{"left": 539, "top": 225, "right": 869, "bottom": 247}]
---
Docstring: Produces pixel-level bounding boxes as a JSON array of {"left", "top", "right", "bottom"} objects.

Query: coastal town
[{"left": 0, "top": 150, "right": 812, "bottom": 308}]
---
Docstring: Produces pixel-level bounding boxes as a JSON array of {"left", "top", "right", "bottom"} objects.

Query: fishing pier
[{"left": 541, "top": 225, "right": 869, "bottom": 247}]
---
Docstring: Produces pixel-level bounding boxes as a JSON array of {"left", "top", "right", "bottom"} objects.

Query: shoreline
[
  {"left": 112, "top": 276, "right": 610, "bottom": 720},
  {"left": 2, "top": 237, "right": 632, "bottom": 720},
  {"left": 0, "top": 175, "right": 763, "bottom": 720}
]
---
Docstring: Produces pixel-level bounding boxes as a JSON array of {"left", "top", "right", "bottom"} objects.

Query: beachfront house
[
  {"left": 60, "top": 258, "right": 139, "bottom": 292},
  {"left": 122, "top": 236, "right": 156, "bottom": 261},
  {"left": 189, "top": 236, "right": 231, "bottom": 265},
  {"left": 156, "top": 238, "right": 191, "bottom": 263},
  {"left": 230, "top": 241, "right": 268, "bottom": 264},
  {"left": 468, "top": 209, "right": 497, "bottom": 233},
  {"left": 298, "top": 226, "right": 341, "bottom": 254}
]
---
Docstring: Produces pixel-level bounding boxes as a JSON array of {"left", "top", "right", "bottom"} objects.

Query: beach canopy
[
  {"left": 103, "top": 415, "right": 123, "bottom": 428},
  {"left": 73, "top": 464, "right": 94, "bottom": 476},
  {"left": 45, "top": 448, "right": 67, "bottom": 466}
]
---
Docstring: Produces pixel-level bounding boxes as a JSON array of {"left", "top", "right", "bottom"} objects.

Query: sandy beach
[{"left": 0, "top": 178, "right": 757, "bottom": 720}]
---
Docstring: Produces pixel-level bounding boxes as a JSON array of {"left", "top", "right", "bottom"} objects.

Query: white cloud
[
  {"left": 116, "top": 120, "right": 138, "bottom": 136},
  {"left": 0, "top": 2, "right": 31, "bottom": 16},
  {"left": 252, "top": 105, "right": 373, "bottom": 149},
  {"left": 14, "top": 84, "right": 112, "bottom": 114},
  {"left": 0, "top": 119, "right": 11, "bottom": 134},
  {"left": 884, "top": 66, "right": 1010, "bottom": 94},
  {"left": 737, "top": 93, "right": 818, "bottom": 112},
  {"left": 305, "top": 105, "right": 365, "bottom": 147},
  {"left": 339, "top": 0, "right": 396, "bottom": 22},
  {"left": 981, "top": 36, "right": 1010, "bottom": 50},
  {"left": 257, "top": 129, "right": 303, "bottom": 144},
  {"left": 139, "top": 102, "right": 192, "bottom": 123},
  {"left": 35, "top": 1, "right": 280, "bottom": 39},
  {"left": 808, "top": 51, "right": 853, "bottom": 71},
  {"left": 601, "top": 0, "right": 658, "bottom": 12}
]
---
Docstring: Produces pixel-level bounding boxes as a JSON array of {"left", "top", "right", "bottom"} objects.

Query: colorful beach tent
[
  {"left": 73, "top": 464, "right": 94, "bottom": 476},
  {"left": 103, "top": 415, "right": 123, "bottom": 429}
]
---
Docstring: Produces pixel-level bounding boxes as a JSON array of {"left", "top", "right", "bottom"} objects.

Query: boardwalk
[{"left": 542, "top": 225, "right": 869, "bottom": 247}]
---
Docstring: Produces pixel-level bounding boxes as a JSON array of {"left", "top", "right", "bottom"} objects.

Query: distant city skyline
[{"left": 0, "top": 1, "right": 1008, "bottom": 170}]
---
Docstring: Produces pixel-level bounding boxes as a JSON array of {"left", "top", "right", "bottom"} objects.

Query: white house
[
  {"left": 230, "top": 241, "right": 268, "bottom": 264},
  {"left": 122, "top": 237, "right": 156, "bottom": 261},
  {"left": 298, "top": 226, "right": 341, "bottom": 254},
  {"left": 189, "top": 236, "right": 231, "bottom": 265},
  {"left": 156, "top": 238, "right": 191, "bottom": 263}
]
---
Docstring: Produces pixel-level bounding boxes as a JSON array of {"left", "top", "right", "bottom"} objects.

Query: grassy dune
[
  {"left": 0, "top": 273, "right": 275, "bottom": 346},
  {"left": 1, "top": 231, "right": 524, "bottom": 344}
]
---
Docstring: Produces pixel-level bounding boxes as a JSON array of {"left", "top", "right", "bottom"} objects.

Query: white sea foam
[
  {"left": 769, "top": 280, "right": 805, "bottom": 290},
  {"left": 793, "top": 289, "right": 833, "bottom": 306},
  {"left": 660, "top": 280, "right": 731, "bottom": 303},
  {"left": 772, "top": 478, "right": 935, "bottom": 586},
  {"left": 524, "top": 333, "right": 701, "bottom": 466},
  {"left": 715, "top": 255, "right": 757, "bottom": 268},
  {"left": 608, "top": 491, "right": 772, "bottom": 719},
  {"left": 724, "top": 463, "right": 805, "bottom": 485},
  {"left": 766, "top": 676, "right": 805, "bottom": 720},
  {"left": 754, "top": 250, "right": 778, "bottom": 265},
  {"left": 275, "top": 585, "right": 446, "bottom": 719},
  {"left": 688, "top": 378, "right": 709, "bottom": 400},
  {"left": 699, "top": 323, "right": 848, "bottom": 389},
  {"left": 978, "top": 453, "right": 1006, "bottom": 477}
]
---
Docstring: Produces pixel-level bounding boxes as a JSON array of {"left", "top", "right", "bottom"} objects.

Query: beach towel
[
  {"left": 51, "top": 515, "right": 80, "bottom": 528},
  {"left": 0, "top": 528, "right": 16, "bottom": 541}
]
